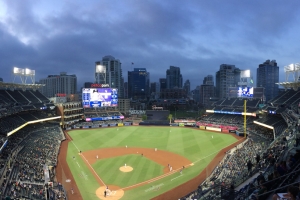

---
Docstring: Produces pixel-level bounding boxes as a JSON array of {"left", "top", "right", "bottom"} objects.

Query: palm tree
[{"left": 168, "top": 114, "right": 173, "bottom": 124}]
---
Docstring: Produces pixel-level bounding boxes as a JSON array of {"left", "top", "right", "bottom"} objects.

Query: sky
[{"left": 0, "top": 0, "right": 300, "bottom": 90}]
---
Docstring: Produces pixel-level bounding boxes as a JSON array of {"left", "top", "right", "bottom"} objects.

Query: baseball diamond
[{"left": 56, "top": 126, "right": 244, "bottom": 200}]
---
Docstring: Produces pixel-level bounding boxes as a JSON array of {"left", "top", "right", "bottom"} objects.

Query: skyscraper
[
  {"left": 159, "top": 78, "right": 167, "bottom": 91},
  {"left": 95, "top": 55, "right": 124, "bottom": 98},
  {"left": 257, "top": 60, "right": 279, "bottom": 101},
  {"left": 183, "top": 80, "right": 191, "bottom": 94},
  {"left": 128, "top": 68, "right": 150, "bottom": 100},
  {"left": 39, "top": 72, "right": 77, "bottom": 98},
  {"left": 216, "top": 64, "right": 240, "bottom": 99},
  {"left": 150, "top": 82, "right": 160, "bottom": 99},
  {"left": 166, "top": 66, "right": 183, "bottom": 89},
  {"left": 200, "top": 75, "right": 215, "bottom": 106}
]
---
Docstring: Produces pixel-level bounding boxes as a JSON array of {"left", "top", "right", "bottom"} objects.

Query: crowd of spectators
[
  {"left": 0, "top": 123, "right": 66, "bottom": 199},
  {"left": 181, "top": 109, "right": 300, "bottom": 200}
]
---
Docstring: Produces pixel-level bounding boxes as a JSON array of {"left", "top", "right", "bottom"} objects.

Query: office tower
[
  {"left": 192, "top": 86, "right": 201, "bottom": 103},
  {"left": 150, "top": 82, "right": 160, "bottom": 99},
  {"left": 183, "top": 80, "right": 191, "bottom": 94},
  {"left": 216, "top": 64, "right": 240, "bottom": 99},
  {"left": 39, "top": 72, "right": 77, "bottom": 98},
  {"left": 257, "top": 60, "right": 279, "bottom": 101},
  {"left": 95, "top": 55, "right": 124, "bottom": 98},
  {"left": 128, "top": 68, "right": 150, "bottom": 100},
  {"left": 166, "top": 66, "right": 183, "bottom": 89},
  {"left": 159, "top": 78, "right": 167, "bottom": 91},
  {"left": 200, "top": 75, "right": 215, "bottom": 106},
  {"left": 123, "top": 82, "right": 128, "bottom": 99},
  {"left": 84, "top": 82, "right": 93, "bottom": 88}
]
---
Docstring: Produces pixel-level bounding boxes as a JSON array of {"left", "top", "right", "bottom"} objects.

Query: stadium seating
[{"left": 181, "top": 90, "right": 300, "bottom": 200}]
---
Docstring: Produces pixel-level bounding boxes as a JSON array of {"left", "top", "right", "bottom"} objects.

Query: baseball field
[{"left": 57, "top": 126, "right": 243, "bottom": 200}]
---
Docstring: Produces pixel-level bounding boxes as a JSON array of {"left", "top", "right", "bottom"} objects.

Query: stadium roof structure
[
  {"left": 276, "top": 82, "right": 300, "bottom": 91},
  {"left": 0, "top": 82, "right": 45, "bottom": 90}
]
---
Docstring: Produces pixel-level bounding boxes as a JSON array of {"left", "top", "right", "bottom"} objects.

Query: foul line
[
  {"left": 171, "top": 174, "right": 183, "bottom": 181},
  {"left": 65, "top": 132, "right": 106, "bottom": 187},
  {"left": 76, "top": 162, "right": 80, "bottom": 168},
  {"left": 193, "top": 137, "right": 244, "bottom": 164}
]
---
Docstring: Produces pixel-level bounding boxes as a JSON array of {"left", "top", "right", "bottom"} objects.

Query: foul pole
[{"left": 244, "top": 100, "right": 247, "bottom": 138}]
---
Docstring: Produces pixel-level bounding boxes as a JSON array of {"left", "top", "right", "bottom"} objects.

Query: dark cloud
[{"left": 0, "top": 0, "right": 300, "bottom": 88}]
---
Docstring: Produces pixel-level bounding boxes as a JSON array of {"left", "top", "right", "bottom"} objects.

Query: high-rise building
[
  {"left": 257, "top": 60, "right": 279, "bottom": 101},
  {"left": 200, "top": 75, "right": 215, "bottom": 106},
  {"left": 123, "top": 82, "right": 128, "bottom": 99},
  {"left": 216, "top": 64, "right": 240, "bottom": 99},
  {"left": 166, "top": 66, "right": 183, "bottom": 89},
  {"left": 192, "top": 86, "right": 201, "bottom": 103},
  {"left": 84, "top": 82, "right": 93, "bottom": 88},
  {"left": 159, "top": 78, "right": 167, "bottom": 91},
  {"left": 95, "top": 55, "right": 124, "bottom": 98},
  {"left": 183, "top": 80, "right": 191, "bottom": 94},
  {"left": 128, "top": 68, "right": 150, "bottom": 100},
  {"left": 39, "top": 72, "right": 77, "bottom": 98},
  {"left": 150, "top": 82, "right": 160, "bottom": 99}
]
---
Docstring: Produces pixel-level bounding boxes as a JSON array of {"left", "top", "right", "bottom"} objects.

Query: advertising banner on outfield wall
[
  {"left": 117, "top": 123, "right": 124, "bottom": 127},
  {"left": 179, "top": 123, "right": 185, "bottom": 127},
  {"left": 199, "top": 126, "right": 206, "bottom": 129},
  {"left": 110, "top": 124, "right": 116, "bottom": 127},
  {"left": 101, "top": 124, "right": 108, "bottom": 127},
  {"left": 206, "top": 126, "right": 222, "bottom": 132},
  {"left": 83, "top": 126, "right": 89, "bottom": 129},
  {"left": 222, "top": 129, "right": 229, "bottom": 133},
  {"left": 229, "top": 130, "right": 236, "bottom": 133}
]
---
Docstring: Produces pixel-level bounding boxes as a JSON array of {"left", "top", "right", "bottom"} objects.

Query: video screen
[
  {"left": 229, "top": 87, "right": 254, "bottom": 98},
  {"left": 238, "top": 87, "right": 253, "bottom": 98},
  {"left": 82, "top": 88, "right": 118, "bottom": 108}
]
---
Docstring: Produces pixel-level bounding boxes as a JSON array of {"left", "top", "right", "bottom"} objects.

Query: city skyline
[{"left": 0, "top": 0, "right": 300, "bottom": 89}]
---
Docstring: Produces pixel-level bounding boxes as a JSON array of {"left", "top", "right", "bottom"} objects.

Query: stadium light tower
[
  {"left": 284, "top": 63, "right": 300, "bottom": 82},
  {"left": 12, "top": 67, "right": 25, "bottom": 84},
  {"left": 12, "top": 67, "right": 36, "bottom": 84},
  {"left": 95, "top": 63, "right": 106, "bottom": 84},
  {"left": 24, "top": 68, "right": 35, "bottom": 84}
]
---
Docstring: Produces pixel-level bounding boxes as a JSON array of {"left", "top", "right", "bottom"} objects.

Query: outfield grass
[
  {"left": 67, "top": 126, "right": 238, "bottom": 200},
  {"left": 92, "top": 155, "right": 164, "bottom": 188}
]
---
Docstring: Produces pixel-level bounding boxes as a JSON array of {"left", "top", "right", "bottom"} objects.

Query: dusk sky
[{"left": 1, "top": 0, "right": 300, "bottom": 89}]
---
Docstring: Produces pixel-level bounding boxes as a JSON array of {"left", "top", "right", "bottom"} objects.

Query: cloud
[{"left": 0, "top": 0, "right": 300, "bottom": 89}]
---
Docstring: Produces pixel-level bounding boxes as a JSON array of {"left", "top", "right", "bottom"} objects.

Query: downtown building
[
  {"left": 166, "top": 66, "right": 183, "bottom": 89},
  {"left": 200, "top": 75, "right": 215, "bottom": 106},
  {"left": 257, "top": 60, "right": 279, "bottom": 101},
  {"left": 127, "top": 68, "right": 150, "bottom": 100},
  {"left": 216, "top": 64, "right": 241, "bottom": 99},
  {"left": 183, "top": 80, "right": 191, "bottom": 95},
  {"left": 39, "top": 72, "right": 77, "bottom": 98},
  {"left": 95, "top": 55, "right": 124, "bottom": 98}
]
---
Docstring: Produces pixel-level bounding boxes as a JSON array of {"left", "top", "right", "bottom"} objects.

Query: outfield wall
[{"left": 67, "top": 122, "right": 132, "bottom": 130}]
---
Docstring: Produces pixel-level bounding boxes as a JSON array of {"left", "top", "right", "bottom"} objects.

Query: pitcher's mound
[
  {"left": 96, "top": 186, "right": 124, "bottom": 200},
  {"left": 119, "top": 166, "right": 133, "bottom": 172}
]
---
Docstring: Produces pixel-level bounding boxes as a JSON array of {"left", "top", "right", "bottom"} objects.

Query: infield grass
[
  {"left": 67, "top": 126, "right": 238, "bottom": 200},
  {"left": 93, "top": 155, "right": 164, "bottom": 187}
]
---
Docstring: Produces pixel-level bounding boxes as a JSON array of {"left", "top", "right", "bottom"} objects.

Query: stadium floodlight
[
  {"left": 95, "top": 64, "right": 106, "bottom": 73},
  {"left": 283, "top": 63, "right": 300, "bottom": 83},
  {"left": 25, "top": 68, "right": 35, "bottom": 75},
  {"left": 240, "top": 70, "right": 251, "bottom": 78},
  {"left": 95, "top": 63, "right": 107, "bottom": 84},
  {"left": 13, "top": 67, "right": 25, "bottom": 75}
]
